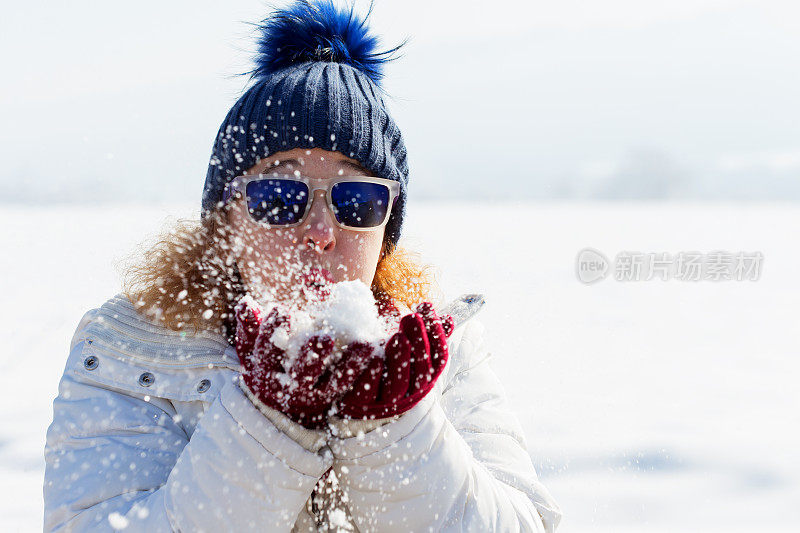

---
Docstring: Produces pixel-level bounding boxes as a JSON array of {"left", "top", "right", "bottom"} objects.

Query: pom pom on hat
[
  {"left": 249, "top": 0, "right": 404, "bottom": 86},
  {"left": 203, "top": 0, "right": 410, "bottom": 246}
]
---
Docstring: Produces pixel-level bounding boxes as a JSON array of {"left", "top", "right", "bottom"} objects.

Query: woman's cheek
[{"left": 341, "top": 231, "right": 383, "bottom": 281}]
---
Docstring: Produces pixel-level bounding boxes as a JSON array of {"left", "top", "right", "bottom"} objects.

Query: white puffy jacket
[{"left": 44, "top": 294, "right": 561, "bottom": 532}]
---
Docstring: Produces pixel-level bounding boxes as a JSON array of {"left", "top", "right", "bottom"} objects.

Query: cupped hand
[
  {"left": 334, "top": 302, "right": 455, "bottom": 420},
  {"left": 234, "top": 298, "right": 374, "bottom": 429}
]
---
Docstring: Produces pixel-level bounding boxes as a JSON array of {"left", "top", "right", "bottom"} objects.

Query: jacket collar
[{"left": 83, "top": 293, "right": 237, "bottom": 366}]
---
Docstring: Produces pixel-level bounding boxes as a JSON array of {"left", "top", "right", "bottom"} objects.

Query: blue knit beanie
[{"left": 201, "top": 0, "right": 409, "bottom": 247}]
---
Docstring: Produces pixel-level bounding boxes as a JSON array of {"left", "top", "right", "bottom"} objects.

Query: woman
[{"left": 43, "top": 1, "right": 561, "bottom": 531}]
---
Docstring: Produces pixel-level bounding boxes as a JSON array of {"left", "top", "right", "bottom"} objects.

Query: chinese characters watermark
[{"left": 575, "top": 248, "right": 763, "bottom": 284}]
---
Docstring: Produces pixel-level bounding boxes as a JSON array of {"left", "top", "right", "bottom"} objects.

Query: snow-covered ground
[{"left": 1, "top": 202, "right": 798, "bottom": 531}]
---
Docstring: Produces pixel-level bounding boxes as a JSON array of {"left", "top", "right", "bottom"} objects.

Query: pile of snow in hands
[{"left": 237, "top": 279, "right": 396, "bottom": 374}]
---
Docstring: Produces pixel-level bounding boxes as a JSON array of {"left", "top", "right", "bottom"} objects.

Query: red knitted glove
[
  {"left": 234, "top": 298, "right": 374, "bottom": 429},
  {"left": 335, "top": 302, "right": 455, "bottom": 420}
]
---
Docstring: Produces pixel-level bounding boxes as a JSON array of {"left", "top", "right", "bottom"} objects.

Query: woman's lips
[
  {"left": 299, "top": 268, "right": 334, "bottom": 301},
  {"left": 310, "top": 267, "right": 334, "bottom": 282},
  {"left": 302, "top": 267, "right": 334, "bottom": 290}
]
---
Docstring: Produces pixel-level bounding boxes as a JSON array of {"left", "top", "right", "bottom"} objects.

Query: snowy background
[
  {"left": 2, "top": 0, "right": 800, "bottom": 531},
  {"left": 4, "top": 0, "right": 800, "bottom": 203},
  {"left": 2, "top": 202, "right": 798, "bottom": 531}
]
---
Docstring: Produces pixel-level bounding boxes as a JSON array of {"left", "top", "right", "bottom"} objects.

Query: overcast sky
[{"left": 2, "top": 0, "right": 799, "bottom": 204}]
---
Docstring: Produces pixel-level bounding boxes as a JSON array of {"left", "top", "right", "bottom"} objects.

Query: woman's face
[{"left": 226, "top": 147, "right": 386, "bottom": 303}]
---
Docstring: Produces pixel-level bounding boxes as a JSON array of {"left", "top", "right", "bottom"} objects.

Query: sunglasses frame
[{"left": 222, "top": 173, "right": 400, "bottom": 231}]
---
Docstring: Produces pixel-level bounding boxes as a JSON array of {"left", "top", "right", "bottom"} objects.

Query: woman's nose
[{"left": 301, "top": 190, "right": 336, "bottom": 252}]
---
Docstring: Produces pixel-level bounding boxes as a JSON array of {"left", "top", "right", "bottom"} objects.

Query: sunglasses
[{"left": 222, "top": 174, "right": 400, "bottom": 230}]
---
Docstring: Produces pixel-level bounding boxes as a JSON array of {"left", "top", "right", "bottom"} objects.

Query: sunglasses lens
[
  {"left": 245, "top": 179, "right": 309, "bottom": 225},
  {"left": 330, "top": 181, "right": 391, "bottom": 228}
]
